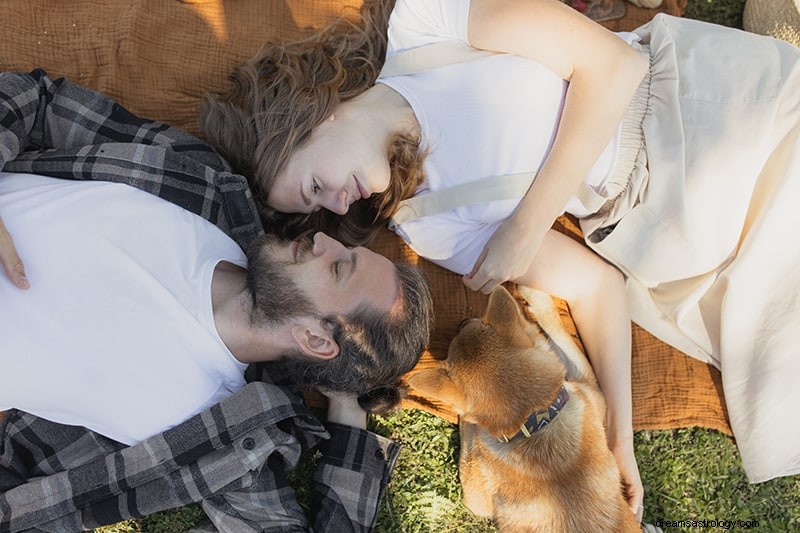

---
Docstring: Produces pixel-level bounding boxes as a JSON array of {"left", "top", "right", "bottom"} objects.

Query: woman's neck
[{"left": 347, "top": 83, "right": 420, "bottom": 141}]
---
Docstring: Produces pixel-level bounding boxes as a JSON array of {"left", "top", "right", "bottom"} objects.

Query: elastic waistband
[{"left": 603, "top": 43, "right": 651, "bottom": 201}]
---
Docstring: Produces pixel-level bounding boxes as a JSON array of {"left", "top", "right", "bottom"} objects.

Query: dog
[{"left": 408, "top": 285, "right": 640, "bottom": 533}]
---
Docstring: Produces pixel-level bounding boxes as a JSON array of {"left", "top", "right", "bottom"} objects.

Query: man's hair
[
  {"left": 281, "top": 262, "right": 433, "bottom": 413},
  {"left": 199, "top": 0, "right": 426, "bottom": 248}
]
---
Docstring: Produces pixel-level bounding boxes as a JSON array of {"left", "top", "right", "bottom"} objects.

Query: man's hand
[
  {"left": 0, "top": 216, "right": 29, "bottom": 289},
  {"left": 322, "top": 389, "right": 367, "bottom": 430}
]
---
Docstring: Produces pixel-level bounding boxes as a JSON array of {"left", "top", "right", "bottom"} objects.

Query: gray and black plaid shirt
[{"left": 0, "top": 70, "right": 399, "bottom": 532}]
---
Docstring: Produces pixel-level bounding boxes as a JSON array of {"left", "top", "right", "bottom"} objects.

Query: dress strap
[
  {"left": 389, "top": 172, "right": 534, "bottom": 226},
  {"left": 389, "top": 173, "right": 605, "bottom": 226}
]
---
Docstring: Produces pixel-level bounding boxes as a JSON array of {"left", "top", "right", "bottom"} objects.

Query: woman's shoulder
[{"left": 388, "top": 0, "right": 471, "bottom": 50}]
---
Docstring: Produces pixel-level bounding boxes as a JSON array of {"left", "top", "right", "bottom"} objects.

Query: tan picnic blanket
[{"left": 1, "top": 0, "right": 729, "bottom": 435}]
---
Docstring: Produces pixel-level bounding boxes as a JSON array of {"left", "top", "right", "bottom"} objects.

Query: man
[{"left": 0, "top": 70, "right": 433, "bottom": 531}]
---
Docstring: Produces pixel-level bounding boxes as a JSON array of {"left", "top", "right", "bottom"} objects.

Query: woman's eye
[{"left": 312, "top": 178, "right": 321, "bottom": 194}]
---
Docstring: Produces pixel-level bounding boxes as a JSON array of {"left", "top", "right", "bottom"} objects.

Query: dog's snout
[{"left": 458, "top": 317, "right": 481, "bottom": 331}]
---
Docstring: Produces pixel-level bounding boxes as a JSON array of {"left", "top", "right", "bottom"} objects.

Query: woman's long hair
[{"left": 201, "top": 0, "right": 425, "bottom": 246}]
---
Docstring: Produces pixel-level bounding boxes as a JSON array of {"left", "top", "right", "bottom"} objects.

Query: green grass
[
  {"left": 94, "top": 1, "right": 800, "bottom": 531},
  {"left": 684, "top": 0, "right": 747, "bottom": 29},
  {"left": 371, "top": 414, "right": 800, "bottom": 532}
]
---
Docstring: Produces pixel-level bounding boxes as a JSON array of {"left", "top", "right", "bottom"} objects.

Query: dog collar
[{"left": 501, "top": 385, "right": 570, "bottom": 442}]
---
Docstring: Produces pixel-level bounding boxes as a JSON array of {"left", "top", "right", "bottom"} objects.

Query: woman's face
[{"left": 267, "top": 115, "right": 391, "bottom": 215}]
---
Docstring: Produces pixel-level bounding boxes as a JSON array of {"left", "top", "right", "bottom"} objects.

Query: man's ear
[{"left": 291, "top": 320, "right": 340, "bottom": 360}]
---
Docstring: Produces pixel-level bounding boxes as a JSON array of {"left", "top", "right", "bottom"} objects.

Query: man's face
[{"left": 248, "top": 232, "right": 399, "bottom": 322}]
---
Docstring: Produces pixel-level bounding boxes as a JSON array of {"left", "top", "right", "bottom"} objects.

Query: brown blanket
[{"left": 1, "top": 0, "right": 728, "bottom": 435}]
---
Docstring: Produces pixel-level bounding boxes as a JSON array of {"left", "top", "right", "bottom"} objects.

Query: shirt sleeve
[
  {"left": 0, "top": 69, "right": 227, "bottom": 170},
  {"left": 0, "top": 70, "right": 263, "bottom": 250},
  {"left": 311, "top": 423, "right": 400, "bottom": 531},
  {"left": 200, "top": 423, "right": 400, "bottom": 533}
]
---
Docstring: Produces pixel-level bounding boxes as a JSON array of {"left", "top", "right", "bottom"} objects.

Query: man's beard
[{"left": 245, "top": 233, "right": 315, "bottom": 326}]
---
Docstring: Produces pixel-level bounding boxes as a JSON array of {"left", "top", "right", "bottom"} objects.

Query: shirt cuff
[{"left": 318, "top": 422, "right": 401, "bottom": 478}]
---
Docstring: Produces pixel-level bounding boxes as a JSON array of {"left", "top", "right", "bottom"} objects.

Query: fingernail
[{"left": 16, "top": 267, "right": 29, "bottom": 289}]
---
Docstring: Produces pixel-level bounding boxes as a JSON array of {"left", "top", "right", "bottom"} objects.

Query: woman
[{"left": 199, "top": 0, "right": 800, "bottom": 518}]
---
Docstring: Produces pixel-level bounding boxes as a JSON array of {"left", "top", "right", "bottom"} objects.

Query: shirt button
[
  {"left": 242, "top": 437, "right": 255, "bottom": 450},
  {"left": 374, "top": 449, "right": 385, "bottom": 461}
]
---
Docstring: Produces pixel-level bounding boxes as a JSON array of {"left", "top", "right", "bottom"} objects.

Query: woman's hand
[
  {"left": 464, "top": 214, "right": 543, "bottom": 294},
  {"left": 0, "top": 216, "right": 29, "bottom": 289},
  {"left": 611, "top": 436, "right": 644, "bottom": 522}
]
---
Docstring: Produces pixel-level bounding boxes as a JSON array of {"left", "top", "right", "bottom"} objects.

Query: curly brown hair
[{"left": 200, "top": 0, "right": 425, "bottom": 246}]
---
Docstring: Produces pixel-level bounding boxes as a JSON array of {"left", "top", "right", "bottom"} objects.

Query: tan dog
[{"left": 408, "top": 286, "right": 640, "bottom": 533}]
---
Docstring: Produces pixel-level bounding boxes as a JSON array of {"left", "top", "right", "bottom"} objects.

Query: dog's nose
[{"left": 458, "top": 317, "right": 481, "bottom": 331}]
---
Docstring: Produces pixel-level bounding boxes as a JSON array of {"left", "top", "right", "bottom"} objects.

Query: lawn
[{"left": 97, "top": 1, "right": 800, "bottom": 531}]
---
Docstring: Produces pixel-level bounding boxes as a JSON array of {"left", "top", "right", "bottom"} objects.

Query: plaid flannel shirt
[{"left": 0, "top": 70, "right": 400, "bottom": 532}]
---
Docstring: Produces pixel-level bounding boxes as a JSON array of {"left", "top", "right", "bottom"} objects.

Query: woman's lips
[{"left": 355, "top": 176, "right": 369, "bottom": 201}]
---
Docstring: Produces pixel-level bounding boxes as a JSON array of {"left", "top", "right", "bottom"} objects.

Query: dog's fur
[{"left": 408, "top": 286, "right": 640, "bottom": 533}]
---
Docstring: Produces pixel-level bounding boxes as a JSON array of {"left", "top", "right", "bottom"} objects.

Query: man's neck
[{"left": 210, "top": 261, "right": 294, "bottom": 364}]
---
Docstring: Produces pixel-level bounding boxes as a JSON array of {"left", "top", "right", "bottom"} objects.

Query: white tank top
[{"left": 381, "top": 0, "right": 636, "bottom": 275}]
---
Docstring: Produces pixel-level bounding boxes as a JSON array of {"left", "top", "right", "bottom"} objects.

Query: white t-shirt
[
  {"left": 381, "top": 0, "right": 636, "bottom": 275},
  {"left": 0, "top": 173, "right": 248, "bottom": 445}
]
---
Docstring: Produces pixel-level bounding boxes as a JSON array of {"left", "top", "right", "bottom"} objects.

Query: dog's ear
[
  {"left": 485, "top": 286, "right": 525, "bottom": 331},
  {"left": 407, "top": 368, "right": 465, "bottom": 411}
]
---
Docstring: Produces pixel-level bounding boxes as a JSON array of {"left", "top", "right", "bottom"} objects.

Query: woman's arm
[
  {"left": 463, "top": 0, "right": 647, "bottom": 293},
  {"left": 517, "top": 229, "right": 642, "bottom": 517}
]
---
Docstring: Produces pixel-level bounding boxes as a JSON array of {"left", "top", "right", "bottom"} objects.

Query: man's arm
[
  {"left": 0, "top": 69, "right": 223, "bottom": 169},
  {"left": 0, "top": 70, "right": 261, "bottom": 285},
  {"left": 312, "top": 424, "right": 400, "bottom": 531},
  {"left": 0, "top": 69, "right": 262, "bottom": 271},
  {"left": 1, "top": 385, "right": 397, "bottom": 532},
  {"left": 201, "top": 394, "right": 400, "bottom": 532}
]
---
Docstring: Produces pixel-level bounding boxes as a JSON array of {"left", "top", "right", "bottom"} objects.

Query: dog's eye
[{"left": 458, "top": 317, "right": 480, "bottom": 331}]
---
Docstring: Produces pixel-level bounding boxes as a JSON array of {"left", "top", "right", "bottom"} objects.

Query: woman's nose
[
  {"left": 323, "top": 190, "right": 349, "bottom": 215},
  {"left": 312, "top": 232, "right": 346, "bottom": 257}
]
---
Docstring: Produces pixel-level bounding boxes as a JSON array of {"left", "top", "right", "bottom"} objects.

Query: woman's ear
[{"left": 291, "top": 320, "right": 340, "bottom": 360}]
